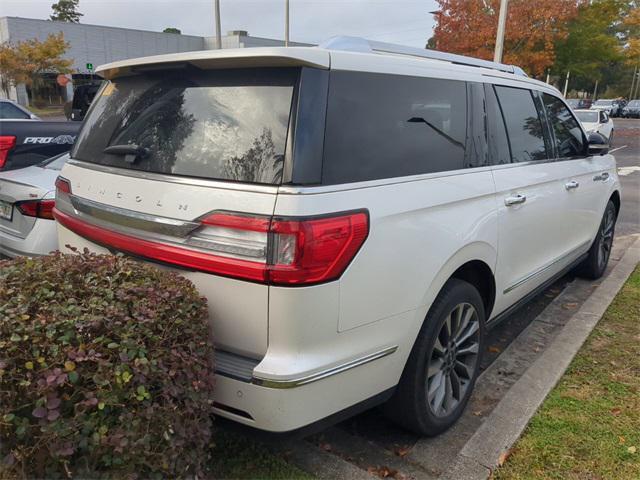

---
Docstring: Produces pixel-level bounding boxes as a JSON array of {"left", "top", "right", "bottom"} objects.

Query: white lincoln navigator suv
[{"left": 54, "top": 37, "right": 620, "bottom": 436}]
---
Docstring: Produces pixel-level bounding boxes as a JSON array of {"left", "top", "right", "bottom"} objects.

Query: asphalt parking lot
[{"left": 261, "top": 118, "right": 640, "bottom": 479}]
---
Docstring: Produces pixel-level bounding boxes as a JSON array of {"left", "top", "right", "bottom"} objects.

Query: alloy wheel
[
  {"left": 426, "top": 302, "right": 480, "bottom": 418},
  {"left": 598, "top": 206, "right": 615, "bottom": 270}
]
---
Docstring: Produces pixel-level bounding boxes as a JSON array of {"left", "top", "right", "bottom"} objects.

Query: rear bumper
[
  {"left": 0, "top": 220, "right": 57, "bottom": 258},
  {"left": 212, "top": 346, "right": 400, "bottom": 432}
]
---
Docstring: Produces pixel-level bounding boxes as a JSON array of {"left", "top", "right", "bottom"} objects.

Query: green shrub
[{"left": 0, "top": 251, "right": 215, "bottom": 478}]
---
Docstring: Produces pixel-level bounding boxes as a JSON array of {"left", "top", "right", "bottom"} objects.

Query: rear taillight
[
  {"left": 54, "top": 207, "right": 369, "bottom": 286},
  {"left": 0, "top": 136, "right": 17, "bottom": 169},
  {"left": 194, "top": 211, "right": 369, "bottom": 285},
  {"left": 55, "top": 176, "right": 72, "bottom": 195},
  {"left": 16, "top": 199, "right": 55, "bottom": 220}
]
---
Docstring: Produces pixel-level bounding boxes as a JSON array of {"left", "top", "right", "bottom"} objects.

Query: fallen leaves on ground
[{"left": 392, "top": 445, "right": 412, "bottom": 458}]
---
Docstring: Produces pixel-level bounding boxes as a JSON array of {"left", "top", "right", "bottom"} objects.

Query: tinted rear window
[
  {"left": 72, "top": 68, "right": 297, "bottom": 185},
  {"left": 322, "top": 71, "right": 467, "bottom": 184}
]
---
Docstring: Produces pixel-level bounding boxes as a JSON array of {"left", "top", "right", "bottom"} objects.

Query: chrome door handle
[
  {"left": 593, "top": 172, "right": 609, "bottom": 182},
  {"left": 565, "top": 181, "right": 580, "bottom": 190},
  {"left": 505, "top": 194, "right": 527, "bottom": 206}
]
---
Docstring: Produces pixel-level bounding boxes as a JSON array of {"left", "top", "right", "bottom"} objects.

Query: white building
[{"left": 0, "top": 17, "right": 309, "bottom": 105}]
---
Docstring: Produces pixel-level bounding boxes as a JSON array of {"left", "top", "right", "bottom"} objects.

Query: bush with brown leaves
[{"left": 0, "top": 251, "right": 215, "bottom": 478}]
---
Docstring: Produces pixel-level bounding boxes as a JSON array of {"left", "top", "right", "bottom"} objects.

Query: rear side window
[
  {"left": 494, "top": 86, "right": 549, "bottom": 163},
  {"left": 72, "top": 68, "right": 297, "bottom": 185},
  {"left": 322, "top": 72, "right": 467, "bottom": 184},
  {"left": 541, "top": 93, "right": 586, "bottom": 158},
  {"left": 0, "top": 102, "right": 30, "bottom": 119}
]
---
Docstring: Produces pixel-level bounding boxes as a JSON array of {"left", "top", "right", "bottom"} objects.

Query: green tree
[
  {"left": 553, "top": 0, "right": 628, "bottom": 95},
  {"left": 50, "top": 0, "right": 83, "bottom": 23},
  {"left": 0, "top": 33, "right": 73, "bottom": 97},
  {"left": 163, "top": 27, "right": 182, "bottom": 34}
]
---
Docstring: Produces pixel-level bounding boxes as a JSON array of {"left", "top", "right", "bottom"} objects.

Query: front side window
[
  {"left": 494, "top": 86, "right": 549, "bottom": 163},
  {"left": 322, "top": 72, "right": 467, "bottom": 184},
  {"left": 72, "top": 68, "right": 297, "bottom": 185},
  {"left": 542, "top": 93, "right": 586, "bottom": 159}
]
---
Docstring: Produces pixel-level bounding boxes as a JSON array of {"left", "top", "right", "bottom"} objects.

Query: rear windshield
[{"left": 72, "top": 68, "right": 297, "bottom": 185}]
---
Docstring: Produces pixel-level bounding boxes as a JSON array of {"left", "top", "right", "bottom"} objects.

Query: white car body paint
[{"left": 55, "top": 45, "right": 622, "bottom": 432}]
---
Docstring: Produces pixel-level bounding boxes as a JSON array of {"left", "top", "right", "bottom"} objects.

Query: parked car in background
[
  {"left": 0, "top": 152, "right": 68, "bottom": 258},
  {"left": 575, "top": 109, "right": 614, "bottom": 143},
  {"left": 591, "top": 98, "right": 624, "bottom": 117},
  {"left": 566, "top": 99, "right": 580, "bottom": 109},
  {"left": 578, "top": 99, "right": 592, "bottom": 109},
  {"left": 0, "top": 120, "right": 80, "bottom": 171},
  {"left": 54, "top": 39, "right": 620, "bottom": 436},
  {"left": 0, "top": 99, "right": 40, "bottom": 120},
  {"left": 622, "top": 99, "right": 640, "bottom": 118}
]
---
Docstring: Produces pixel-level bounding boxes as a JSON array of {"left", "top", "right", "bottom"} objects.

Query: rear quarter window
[
  {"left": 72, "top": 68, "right": 297, "bottom": 185},
  {"left": 321, "top": 71, "right": 468, "bottom": 184}
]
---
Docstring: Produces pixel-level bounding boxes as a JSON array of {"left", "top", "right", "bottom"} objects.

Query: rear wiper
[{"left": 103, "top": 144, "right": 148, "bottom": 164}]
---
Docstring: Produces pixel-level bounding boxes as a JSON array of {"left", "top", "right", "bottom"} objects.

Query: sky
[{"left": 0, "top": 0, "right": 439, "bottom": 47}]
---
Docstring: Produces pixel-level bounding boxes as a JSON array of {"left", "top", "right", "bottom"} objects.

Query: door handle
[
  {"left": 505, "top": 194, "right": 527, "bottom": 206},
  {"left": 593, "top": 172, "right": 609, "bottom": 182},
  {"left": 565, "top": 181, "right": 580, "bottom": 190}
]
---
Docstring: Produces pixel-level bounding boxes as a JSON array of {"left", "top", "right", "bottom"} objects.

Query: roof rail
[{"left": 318, "top": 36, "right": 528, "bottom": 77}]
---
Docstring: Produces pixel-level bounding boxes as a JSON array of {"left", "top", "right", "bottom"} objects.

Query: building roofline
[{"left": 0, "top": 16, "right": 204, "bottom": 40}]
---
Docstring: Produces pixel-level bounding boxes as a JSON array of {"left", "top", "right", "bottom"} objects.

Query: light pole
[
  {"left": 629, "top": 65, "right": 638, "bottom": 99},
  {"left": 285, "top": 0, "right": 290, "bottom": 47},
  {"left": 494, "top": 0, "right": 508, "bottom": 63},
  {"left": 214, "top": 0, "right": 222, "bottom": 49},
  {"left": 563, "top": 70, "right": 570, "bottom": 97}
]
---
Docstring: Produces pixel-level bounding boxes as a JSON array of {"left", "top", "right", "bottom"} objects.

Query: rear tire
[
  {"left": 383, "top": 279, "right": 485, "bottom": 436},
  {"left": 577, "top": 200, "right": 616, "bottom": 280}
]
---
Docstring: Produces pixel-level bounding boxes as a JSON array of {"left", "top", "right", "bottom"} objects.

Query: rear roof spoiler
[{"left": 96, "top": 47, "right": 330, "bottom": 79}]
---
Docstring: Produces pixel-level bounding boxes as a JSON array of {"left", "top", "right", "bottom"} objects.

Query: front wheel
[
  {"left": 577, "top": 200, "right": 616, "bottom": 279},
  {"left": 383, "top": 279, "right": 485, "bottom": 436}
]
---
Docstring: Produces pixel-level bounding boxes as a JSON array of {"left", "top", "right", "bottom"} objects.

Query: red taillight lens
[
  {"left": 269, "top": 213, "right": 369, "bottom": 285},
  {"left": 0, "top": 135, "right": 17, "bottom": 169},
  {"left": 55, "top": 207, "right": 369, "bottom": 286},
  {"left": 197, "top": 210, "right": 369, "bottom": 285},
  {"left": 55, "top": 176, "right": 72, "bottom": 195},
  {"left": 16, "top": 199, "right": 55, "bottom": 220}
]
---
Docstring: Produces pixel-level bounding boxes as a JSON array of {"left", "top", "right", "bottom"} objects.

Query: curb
[{"left": 443, "top": 235, "right": 640, "bottom": 479}]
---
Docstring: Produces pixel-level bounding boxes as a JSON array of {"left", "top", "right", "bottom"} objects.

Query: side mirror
[
  {"left": 30, "top": 114, "right": 39, "bottom": 120},
  {"left": 588, "top": 132, "right": 609, "bottom": 155}
]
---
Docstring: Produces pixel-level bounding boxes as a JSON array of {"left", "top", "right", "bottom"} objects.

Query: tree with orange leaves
[{"left": 429, "top": 0, "right": 582, "bottom": 78}]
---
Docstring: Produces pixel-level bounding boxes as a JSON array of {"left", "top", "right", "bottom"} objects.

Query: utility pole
[
  {"left": 493, "top": 0, "right": 508, "bottom": 63},
  {"left": 629, "top": 65, "right": 638, "bottom": 99},
  {"left": 563, "top": 70, "right": 570, "bottom": 97},
  {"left": 592, "top": 80, "right": 598, "bottom": 100},
  {"left": 285, "top": 0, "right": 290, "bottom": 47},
  {"left": 214, "top": 0, "right": 222, "bottom": 49}
]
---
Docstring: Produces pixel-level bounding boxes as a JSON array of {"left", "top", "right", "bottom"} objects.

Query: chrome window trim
[
  {"left": 278, "top": 158, "right": 559, "bottom": 196},
  {"left": 66, "top": 159, "right": 280, "bottom": 195},
  {"left": 251, "top": 346, "right": 398, "bottom": 389},
  {"left": 503, "top": 240, "right": 591, "bottom": 294}
]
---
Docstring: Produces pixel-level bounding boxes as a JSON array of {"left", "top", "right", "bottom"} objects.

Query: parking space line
[{"left": 609, "top": 145, "right": 628, "bottom": 153}]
